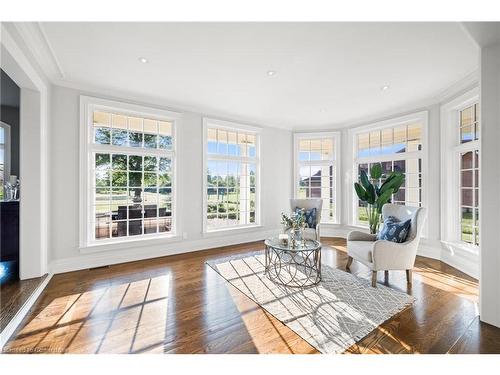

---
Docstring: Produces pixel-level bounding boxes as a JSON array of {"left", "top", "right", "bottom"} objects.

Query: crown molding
[
  {"left": 432, "top": 69, "right": 479, "bottom": 104},
  {"left": 12, "top": 22, "right": 65, "bottom": 81}
]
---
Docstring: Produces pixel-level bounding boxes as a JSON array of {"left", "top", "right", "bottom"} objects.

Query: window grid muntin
[
  {"left": 354, "top": 121, "right": 424, "bottom": 226},
  {"left": 90, "top": 109, "right": 175, "bottom": 243},
  {"left": 206, "top": 125, "right": 259, "bottom": 231},
  {"left": 357, "top": 122, "right": 422, "bottom": 158},
  {"left": 296, "top": 136, "right": 336, "bottom": 223},
  {"left": 458, "top": 104, "right": 480, "bottom": 246},
  {"left": 459, "top": 104, "right": 480, "bottom": 144}
]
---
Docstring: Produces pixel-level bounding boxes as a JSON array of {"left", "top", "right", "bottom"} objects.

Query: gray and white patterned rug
[{"left": 206, "top": 251, "right": 415, "bottom": 354}]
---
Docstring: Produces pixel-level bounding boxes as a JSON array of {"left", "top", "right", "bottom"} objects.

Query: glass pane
[
  {"left": 357, "top": 133, "right": 369, "bottom": 157},
  {"left": 112, "top": 129, "right": 128, "bottom": 146},
  {"left": 93, "top": 111, "right": 111, "bottom": 127},
  {"left": 207, "top": 128, "right": 217, "bottom": 154},
  {"left": 461, "top": 125, "right": 473, "bottom": 143},
  {"left": 381, "top": 128, "right": 393, "bottom": 154},
  {"left": 112, "top": 171, "right": 127, "bottom": 187},
  {"left": 247, "top": 134, "right": 256, "bottom": 158},
  {"left": 310, "top": 139, "right": 321, "bottom": 161},
  {"left": 158, "top": 135, "right": 172, "bottom": 150},
  {"left": 393, "top": 160, "right": 405, "bottom": 173},
  {"left": 144, "top": 119, "right": 157, "bottom": 133},
  {"left": 129, "top": 117, "right": 143, "bottom": 132},
  {"left": 393, "top": 126, "right": 406, "bottom": 153},
  {"left": 380, "top": 161, "right": 392, "bottom": 176},
  {"left": 461, "top": 170, "right": 473, "bottom": 188},
  {"left": 94, "top": 128, "right": 110, "bottom": 144},
  {"left": 159, "top": 121, "right": 172, "bottom": 136},
  {"left": 112, "top": 154, "right": 127, "bottom": 170},
  {"left": 461, "top": 151, "right": 473, "bottom": 170},
  {"left": 321, "top": 138, "right": 333, "bottom": 160},
  {"left": 144, "top": 134, "right": 157, "bottom": 148},
  {"left": 369, "top": 131, "right": 380, "bottom": 156},
  {"left": 129, "top": 155, "right": 142, "bottom": 171},
  {"left": 461, "top": 188, "right": 473, "bottom": 207},
  {"left": 144, "top": 156, "right": 157, "bottom": 171},
  {"left": 112, "top": 114, "right": 127, "bottom": 129},
  {"left": 407, "top": 123, "right": 422, "bottom": 151},
  {"left": 460, "top": 106, "right": 473, "bottom": 127}
]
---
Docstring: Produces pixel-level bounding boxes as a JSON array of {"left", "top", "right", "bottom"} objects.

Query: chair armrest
[
  {"left": 347, "top": 230, "right": 377, "bottom": 242},
  {"left": 372, "top": 239, "right": 418, "bottom": 271}
]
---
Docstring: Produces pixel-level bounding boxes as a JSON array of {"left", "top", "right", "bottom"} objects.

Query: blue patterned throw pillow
[
  {"left": 377, "top": 216, "right": 411, "bottom": 243},
  {"left": 295, "top": 207, "right": 317, "bottom": 229}
]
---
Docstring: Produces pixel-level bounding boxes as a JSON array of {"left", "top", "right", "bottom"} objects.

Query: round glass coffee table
[{"left": 264, "top": 237, "right": 322, "bottom": 288}]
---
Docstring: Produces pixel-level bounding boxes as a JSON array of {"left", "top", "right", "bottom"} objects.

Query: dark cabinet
[{"left": 0, "top": 200, "right": 20, "bottom": 282}]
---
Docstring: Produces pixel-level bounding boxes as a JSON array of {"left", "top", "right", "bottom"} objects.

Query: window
[
  {"left": 352, "top": 113, "right": 426, "bottom": 226},
  {"left": 81, "top": 97, "right": 178, "bottom": 247},
  {"left": 294, "top": 133, "right": 340, "bottom": 223},
  {"left": 458, "top": 104, "right": 480, "bottom": 246},
  {"left": 203, "top": 118, "right": 260, "bottom": 232},
  {"left": 441, "top": 89, "right": 480, "bottom": 249}
]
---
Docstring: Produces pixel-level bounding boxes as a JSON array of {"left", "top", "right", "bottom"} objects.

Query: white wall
[
  {"left": 1, "top": 23, "right": 50, "bottom": 279},
  {"left": 49, "top": 85, "right": 293, "bottom": 273},
  {"left": 479, "top": 41, "right": 500, "bottom": 328}
]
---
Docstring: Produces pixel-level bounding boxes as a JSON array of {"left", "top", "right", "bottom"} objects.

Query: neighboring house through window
[
  {"left": 294, "top": 132, "right": 340, "bottom": 224},
  {"left": 441, "top": 88, "right": 480, "bottom": 248},
  {"left": 351, "top": 112, "right": 427, "bottom": 226}
]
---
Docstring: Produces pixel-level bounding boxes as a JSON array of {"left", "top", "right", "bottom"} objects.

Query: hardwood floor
[
  {"left": 1, "top": 274, "right": 48, "bottom": 333},
  {"left": 3, "top": 238, "right": 500, "bottom": 354}
]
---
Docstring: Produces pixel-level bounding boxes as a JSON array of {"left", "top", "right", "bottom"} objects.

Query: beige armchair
[
  {"left": 346, "top": 204, "right": 427, "bottom": 287},
  {"left": 289, "top": 198, "right": 322, "bottom": 241}
]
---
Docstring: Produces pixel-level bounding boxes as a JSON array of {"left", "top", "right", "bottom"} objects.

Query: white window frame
[
  {"left": 79, "top": 96, "right": 181, "bottom": 249},
  {"left": 348, "top": 111, "right": 429, "bottom": 229},
  {"left": 440, "top": 87, "right": 480, "bottom": 252},
  {"left": 0, "top": 121, "right": 11, "bottom": 186},
  {"left": 293, "top": 131, "right": 341, "bottom": 224},
  {"left": 202, "top": 117, "right": 261, "bottom": 233}
]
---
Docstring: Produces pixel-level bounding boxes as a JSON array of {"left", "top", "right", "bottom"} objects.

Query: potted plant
[{"left": 354, "top": 163, "right": 405, "bottom": 234}]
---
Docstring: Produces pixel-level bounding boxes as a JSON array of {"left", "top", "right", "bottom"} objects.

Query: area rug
[{"left": 206, "top": 251, "right": 415, "bottom": 354}]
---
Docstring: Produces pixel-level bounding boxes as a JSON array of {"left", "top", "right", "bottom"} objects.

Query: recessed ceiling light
[
  {"left": 139, "top": 57, "right": 149, "bottom": 63},
  {"left": 381, "top": 85, "right": 390, "bottom": 91},
  {"left": 267, "top": 70, "right": 276, "bottom": 76}
]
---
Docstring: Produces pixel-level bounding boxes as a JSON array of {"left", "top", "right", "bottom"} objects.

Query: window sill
[
  {"left": 441, "top": 240, "right": 479, "bottom": 257},
  {"left": 203, "top": 224, "right": 264, "bottom": 237},
  {"left": 80, "top": 233, "right": 182, "bottom": 254}
]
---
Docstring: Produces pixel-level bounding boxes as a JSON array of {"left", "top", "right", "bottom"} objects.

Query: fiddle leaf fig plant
[{"left": 354, "top": 163, "right": 405, "bottom": 234}]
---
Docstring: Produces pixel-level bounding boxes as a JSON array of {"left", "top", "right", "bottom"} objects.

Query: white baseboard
[
  {"left": 50, "top": 228, "right": 279, "bottom": 274},
  {"left": 0, "top": 273, "right": 53, "bottom": 350},
  {"left": 49, "top": 224, "right": 479, "bottom": 278}
]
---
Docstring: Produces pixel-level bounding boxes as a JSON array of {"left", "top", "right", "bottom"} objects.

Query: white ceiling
[{"left": 39, "top": 22, "right": 478, "bottom": 130}]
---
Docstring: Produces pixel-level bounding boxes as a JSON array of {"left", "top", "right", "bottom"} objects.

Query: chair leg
[
  {"left": 346, "top": 256, "right": 353, "bottom": 270},
  {"left": 384, "top": 270, "right": 389, "bottom": 282},
  {"left": 371, "top": 271, "right": 377, "bottom": 287},
  {"left": 406, "top": 269, "right": 412, "bottom": 286}
]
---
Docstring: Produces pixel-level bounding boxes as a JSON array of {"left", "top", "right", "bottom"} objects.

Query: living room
[{"left": 1, "top": 1, "right": 500, "bottom": 372}]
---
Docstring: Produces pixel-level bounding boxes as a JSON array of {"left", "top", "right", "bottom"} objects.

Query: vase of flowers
[{"left": 281, "top": 209, "right": 306, "bottom": 247}]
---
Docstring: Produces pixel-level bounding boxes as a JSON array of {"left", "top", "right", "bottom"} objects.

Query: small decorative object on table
[
  {"left": 280, "top": 210, "right": 306, "bottom": 248},
  {"left": 278, "top": 233, "right": 289, "bottom": 247}
]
